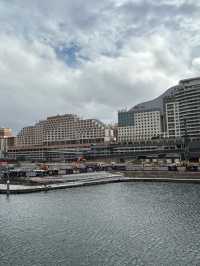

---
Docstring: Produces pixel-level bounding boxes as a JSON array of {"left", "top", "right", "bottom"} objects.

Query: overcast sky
[{"left": 0, "top": 0, "right": 200, "bottom": 133}]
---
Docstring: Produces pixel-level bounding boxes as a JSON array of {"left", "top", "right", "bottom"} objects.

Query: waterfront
[{"left": 1, "top": 182, "right": 200, "bottom": 266}]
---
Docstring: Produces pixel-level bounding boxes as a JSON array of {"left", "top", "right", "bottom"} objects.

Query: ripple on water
[{"left": 0, "top": 182, "right": 200, "bottom": 266}]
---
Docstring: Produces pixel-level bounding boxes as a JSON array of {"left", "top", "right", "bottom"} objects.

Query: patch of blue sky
[{"left": 55, "top": 44, "right": 82, "bottom": 67}]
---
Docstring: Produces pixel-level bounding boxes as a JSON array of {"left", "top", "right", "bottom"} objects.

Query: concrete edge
[{"left": 1, "top": 176, "right": 200, "bottom": 194}]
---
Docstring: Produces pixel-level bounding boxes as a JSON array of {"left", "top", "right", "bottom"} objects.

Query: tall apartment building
[
  {"left": 165, "top": 101, "right": 180, "bottom": 138},
  {"left": 117, "top": 87, "right": 175, "bottom": 143},
  {"left": 164, "top": 78, "right": 200, "bottom": 139},
  {"left": 176, "top": 78, "right": 200, "bottom": 138},
  {"left": 118, "top": 77, "right": 200, "bottom": 143},
  {"left": 118, "top": 77, "right": 200, "bottom": 142}
]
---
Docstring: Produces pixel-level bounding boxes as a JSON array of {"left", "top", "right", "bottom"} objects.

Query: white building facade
[
  {"left": 164, "top": 77, "right": 200, "bottom": 139},
  {"left": 165, "top": 102, "right": 180, "bottom": 138},
  {"left": 118, "top": 110, "right": 162, "bottom": 143}
]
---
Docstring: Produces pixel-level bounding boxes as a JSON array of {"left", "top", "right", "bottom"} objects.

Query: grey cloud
[{"left": 0, "top": 0, "right": 199, "bottom": 133}]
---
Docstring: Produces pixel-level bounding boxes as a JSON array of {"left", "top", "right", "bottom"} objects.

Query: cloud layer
[{"left": 0, "top": 0, "right": 200, "bottom": 132}]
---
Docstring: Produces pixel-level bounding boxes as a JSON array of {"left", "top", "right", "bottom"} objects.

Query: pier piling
[{"left": 6, "top": 180, "right": 10, "bottom": 196}]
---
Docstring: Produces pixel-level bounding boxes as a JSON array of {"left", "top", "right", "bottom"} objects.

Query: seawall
[
  {"left": 1, "top": 171, "right": 200, "bottom": 194},
  {"left": 124, "top": 170, "right": 200, "bottom": 179}
]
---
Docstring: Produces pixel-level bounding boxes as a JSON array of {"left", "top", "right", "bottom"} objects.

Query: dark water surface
[{"left": 1, "top": 182, "right": 200, "bottom": 266}]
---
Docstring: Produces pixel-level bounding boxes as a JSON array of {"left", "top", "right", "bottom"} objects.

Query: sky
[{"left": 0, "top": 0, "right": 200, "bottom": 133}]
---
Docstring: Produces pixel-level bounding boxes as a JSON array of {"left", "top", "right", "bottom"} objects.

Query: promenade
[
  {"left": 0, "top": 172, "right": 123, "bottom": 194},
  {"left": 1, "top": 171, "right": 200, "bottom": 194}
]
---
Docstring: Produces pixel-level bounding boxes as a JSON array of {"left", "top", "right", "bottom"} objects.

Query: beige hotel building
[{"left": 8, "top": 114, "right": 115, "bottom": 161}]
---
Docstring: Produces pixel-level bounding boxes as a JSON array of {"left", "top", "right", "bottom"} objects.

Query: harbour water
[{"left": 0, "top": 182, "right": 200, "bottom": 266}]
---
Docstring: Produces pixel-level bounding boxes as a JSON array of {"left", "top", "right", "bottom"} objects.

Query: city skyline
[
  {"left": 1, "top": 3, "right": 200, "bottom": 266},
  {"left": 2, "top": 75, "right": 200, "bottom": 136},
  {"left": 1, "top": 1, "right": 200, "bottom": 132}
]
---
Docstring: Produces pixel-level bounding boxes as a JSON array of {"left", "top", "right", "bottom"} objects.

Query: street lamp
[
  {"left": 6, "top": 169, "right": 10, "bottom": 196},
  {"left": 183, "top": 118, "right": 190, "bottom": 164}
]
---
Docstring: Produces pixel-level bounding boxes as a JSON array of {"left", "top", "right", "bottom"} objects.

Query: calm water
[{"left": 1, "top": 182, "right": 200, "bottom": 266}]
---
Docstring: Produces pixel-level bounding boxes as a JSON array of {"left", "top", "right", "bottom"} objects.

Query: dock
[
  {"left": 1, "top": 170, "right": 200, "bottom": 194},
  {"left": 0, "top": 172, "right": 123, "bottom": 194}
]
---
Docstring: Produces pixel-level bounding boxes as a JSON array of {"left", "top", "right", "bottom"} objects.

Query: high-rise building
[
  {"left": 164, "top": 78, "right": 200, "bottom": 139},
  {"left": 165, "top": 101, "right": 180, "bottom": 138},
  {"left": 118, "top": 77, "right": 200, "bottom": 142},
  {"left": 175, "top": 78, "right": 200, "bottom": 138},
  {"left": 117, "top": 87, "right": 174, "bottom": 142}
]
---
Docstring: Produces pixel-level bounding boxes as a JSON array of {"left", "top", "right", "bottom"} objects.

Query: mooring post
[
  {"left": 6, "top": 179, "right": 10, "bottom": 196},
  {"left": 44, "top": 183, "right": 48, "bottom": 192}
]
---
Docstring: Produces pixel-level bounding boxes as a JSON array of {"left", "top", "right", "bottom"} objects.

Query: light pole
[
  {"left": 183, "top": 118, "right": 190, "bottom": 164},
  {"left": 6, "top": 169, "right": 10, "bottom": 196}
]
